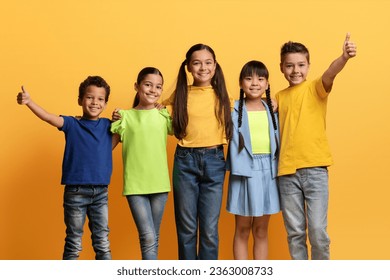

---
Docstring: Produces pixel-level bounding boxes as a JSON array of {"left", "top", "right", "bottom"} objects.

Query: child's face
[
  {"left": 280, "top": 53, "right": 310, "bottom": 87},
  {"left": 134, "top": 74, "right": 163, "bottom": 109},
  {"left": 187, "top": 49, "right": 216, "bottom": 87},
  {"left": 241, "top": 74, "right": 268, "bottom": 100},
  {"left": 78, "top": 85, "right": 107, "bottom": 120}
]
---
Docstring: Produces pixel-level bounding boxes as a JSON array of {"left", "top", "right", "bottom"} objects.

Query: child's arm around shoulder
[
  {"left": 17, "top": 86, "right": 64, "bottom": 128},
  {"left": 322, "top": 32, "right": 357, "bottom": 93}
]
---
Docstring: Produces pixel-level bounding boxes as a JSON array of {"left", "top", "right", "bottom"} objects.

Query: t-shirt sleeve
[
  {"left": 229, "top": 94, "right": 235, "bottom": 111},
  {"left": 162, "top": 92, "right": 175, "bottom": 106},
  {"left": 159, "top": 108, "right": 173, "bottom": 136},
  {"left": 315, "top": 77, "right": 329, "bottom": 99},
  {"left": 110, "top": 111, "right": 125, "bottom": 141},
  {"left": 58, "top": 115, "right": 71, "bottom": 132}
]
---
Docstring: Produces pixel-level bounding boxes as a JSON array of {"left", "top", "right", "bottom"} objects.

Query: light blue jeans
[
  {"left": 173, "top": 145, "right": 226, "bottom": 260},
  {"left": 126, "top": 192, "right": 168, "bottom": 260},
  {"left": 63, "top": 185, "right": 111, "bottom": 260},
  {"left": 278, "top": 167, "right": 330, "bottom": 260}
]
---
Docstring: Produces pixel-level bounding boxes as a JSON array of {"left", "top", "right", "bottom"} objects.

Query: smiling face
[
  {"left": 187, "top": 49, "right": 216, "bottom": 87},
  {"left": 280, "top": 52, "right": 310, "bottom": 87},
  {"left": 134, "top": 73, "right": 163, "bottom": 109},
  {"left": 241, "top": 74, "right": 269, "bottom": 101},
  {"left": 78, "top": 85, "right": 107, "bottom": 120}
]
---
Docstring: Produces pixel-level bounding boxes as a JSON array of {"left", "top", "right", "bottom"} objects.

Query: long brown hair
[{"left": 172, "top": 44, "right": 232, "bottom": 140}]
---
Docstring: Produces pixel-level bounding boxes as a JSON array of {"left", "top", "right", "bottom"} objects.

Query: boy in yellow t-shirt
[{"left": 276, "top": 33, "right": 357, "bottom": 260}]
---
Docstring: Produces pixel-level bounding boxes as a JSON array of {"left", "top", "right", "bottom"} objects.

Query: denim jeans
[
  {"left": 63, "top": 185, "right": 111, "bottom": 260},
  {"left": 173, "top": 145, "right": 226, "bottom": 260},
  {"left": 278, "top": 167, "right": 330, "bottom": 260},
  {"left": 126, "top": 192, "right": 168, "bottom": 260}
]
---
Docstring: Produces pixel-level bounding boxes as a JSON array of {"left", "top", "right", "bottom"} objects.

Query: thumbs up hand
[
  {"left": 17, "top": 86, "right": 31, "bottom": 105},
  {"left": 343, "top": 32, "right": 357, "bottom": 59}
]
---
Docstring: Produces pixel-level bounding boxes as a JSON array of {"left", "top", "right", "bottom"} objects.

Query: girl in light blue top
[{"left": 226, "top": 60, "right": 280, "bottom": 260}]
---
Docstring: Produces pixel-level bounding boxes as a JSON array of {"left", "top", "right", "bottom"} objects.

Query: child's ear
[
  {"left": 134, "top": 82, "right": 139, "bottom": 92},
  {"left": 279, "top": 63, "right": 284, "bottom": 73},
  {"left": 78, "top": 98, "right": 82, "bottom": 106}
]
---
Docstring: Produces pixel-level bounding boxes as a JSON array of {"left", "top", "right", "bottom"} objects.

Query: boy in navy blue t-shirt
[{"left": 17, "top": 76, "right": 119, "bottom": 259}]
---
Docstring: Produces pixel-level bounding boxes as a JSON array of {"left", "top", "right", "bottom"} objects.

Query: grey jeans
[{"left": 278, "top": 167, "right": 330, "bottom": 260}]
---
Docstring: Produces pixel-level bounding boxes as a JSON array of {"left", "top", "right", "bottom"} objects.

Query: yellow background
[{"left": 1, "top": 0, "right": 389, "bottom": 260}]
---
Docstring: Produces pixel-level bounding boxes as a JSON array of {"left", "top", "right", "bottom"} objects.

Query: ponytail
[
  {"left": 172, "top": 60, "right": 189, "bottom": 139},
  {"left": 238, "top": 88, "right": 245, "bottom": 152},
  {"left": 265, "top": 86, "right": 277, "bottom": 131}
]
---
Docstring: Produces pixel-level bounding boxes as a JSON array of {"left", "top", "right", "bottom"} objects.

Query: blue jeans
[
  {"left": 173, "top": 145, "right": 226, "bottom": 260},
  {"left": 126, "top": 193, "right": 168, "bottom": 260},
  {"left": 63, "top": 185, "right": 111, "bottom": 260},
  {"left": 278, "top": 167, "right": 330, "bottom": 260}
]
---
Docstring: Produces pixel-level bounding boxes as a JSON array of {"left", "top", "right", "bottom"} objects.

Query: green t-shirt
[{"left": 111, "top": 108, "right": 172, "bottom": 195}]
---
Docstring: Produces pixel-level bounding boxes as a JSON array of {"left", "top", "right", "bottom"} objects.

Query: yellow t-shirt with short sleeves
[
  {"left": 276, "top": 77, "right": 333, "bottom": 176},
  {"left": 163, "top": 85, "right": 233, "bottom": 147}
]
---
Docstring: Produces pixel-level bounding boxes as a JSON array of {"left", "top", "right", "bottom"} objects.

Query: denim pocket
[
  {"left": 64, "top": 185, "right": 80, "bottom": 193},
  {"left": 175, "top": 148, "right": 191, "bottom": 159},
  {"left": 212, "top": 148, "right": 225, "bottom": 161}
]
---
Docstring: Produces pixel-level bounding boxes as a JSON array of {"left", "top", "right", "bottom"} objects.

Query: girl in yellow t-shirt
[{"left": 162, "top": 44, "right": 232, "bottom": 260}]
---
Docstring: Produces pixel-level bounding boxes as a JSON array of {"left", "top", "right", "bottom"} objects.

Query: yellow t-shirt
[
  {"left": 163, "top": 85, "right": 232, "bottom": 147},
  {"left": 276, "top": 78, "right": 333, "bottom": 176},
  {"left": 247, "top": 111, "right": 270, "bottom": 154}
]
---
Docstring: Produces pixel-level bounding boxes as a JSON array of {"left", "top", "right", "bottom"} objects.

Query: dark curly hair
[{"left": 78, "top": 76, "right": 110, "bottom": 102}]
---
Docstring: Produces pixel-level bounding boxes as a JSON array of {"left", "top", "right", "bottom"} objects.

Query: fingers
[
  {"left": 345, "top": 32, "right": 351, "bottom": 43},
  {"left": 111, "top": 108, "right": 122, "bottom": 121},
  {"left": 343, "top": 32, "right": 357, "bottom": 58},
  {"left": 17, "top": 85, "right": 30, "bottom": 105},
  {"left": 16, "top": 92, "right": 26, "bottom": 105}
]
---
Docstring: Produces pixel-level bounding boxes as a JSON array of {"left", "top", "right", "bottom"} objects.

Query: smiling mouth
[{"left": 145, "top": 93, "right": 158, "bottom": 97}]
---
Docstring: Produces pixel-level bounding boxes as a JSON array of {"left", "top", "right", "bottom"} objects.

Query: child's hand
[
  {"left": 271, "top": 98, "right": 278, "bottom": 113},
  {"left": 343, "top": 33, "right": 357, "bottom": 59},
  {"left": 112, "top": 108, "right": 122, "bottom": 121},
  {"left": 154, "top": 102, "right": 166, "bottom": 110},
  {"left": 17, "top": 86, "right": 31, "bottom": 105}
]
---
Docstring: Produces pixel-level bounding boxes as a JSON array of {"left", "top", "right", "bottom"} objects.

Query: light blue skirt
[{"left": 226, "top": 154, "right": 280, "bottom": 217}]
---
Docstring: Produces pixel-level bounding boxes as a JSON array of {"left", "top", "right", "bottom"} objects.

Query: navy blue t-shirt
[{"left": 59, "top": 116, "right": 112, "bottom": 185}]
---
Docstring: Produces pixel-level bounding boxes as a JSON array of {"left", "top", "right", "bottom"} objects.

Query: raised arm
[
  {"left": 322, "top": 33, "right": 357, "bottom": 93},
  {"left": 17, "top": 86, "right": 64, "bottom": 128}
]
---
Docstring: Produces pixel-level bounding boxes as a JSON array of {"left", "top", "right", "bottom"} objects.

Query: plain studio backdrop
[{"left": 1, "top": 0, "right": 389, "bottom": 260}]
